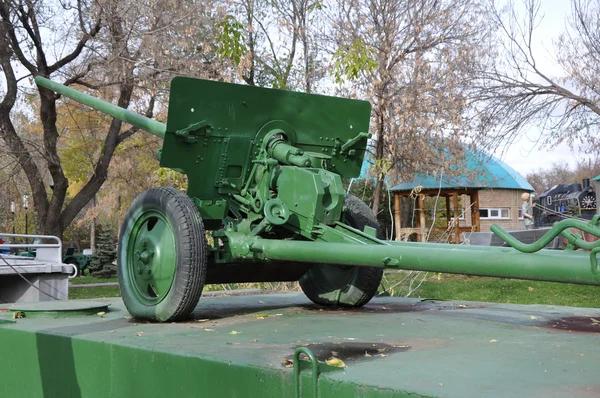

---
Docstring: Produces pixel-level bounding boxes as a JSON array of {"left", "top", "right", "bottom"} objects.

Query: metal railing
[{"left": 0, "top": 233, "right": 77, "bottom": 278}]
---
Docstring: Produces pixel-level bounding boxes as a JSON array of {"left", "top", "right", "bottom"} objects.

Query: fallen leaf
[
  {"left": 203, "top": 328, "right": 215, "bottom": 332},
  {"left": 254, "top": 314, "right": 268, "bottom": 319},
  {"left": 364, "top": 351, "right": 371, "bottom": 357},
  {"left": 490, "top": 339, "right": 497, "bottom": 343},
  {"left": 528, "top": 286, "right": 534, "bottom": 292},
  {"left": 326, "top": 357, "right": 347, "bottom": 368},
  {"left": 196, "top": 319, "right": 210, "bottom": 323},
  {"left": 97, "top": 311, "right": 106, "bottom": 316},
  {"left": 376, "top": 347, "right": 389, "bottom": 353},
  {"left": 378, "top": 354, "right": 388, "bottom": 358},
  {"left": 251, "top": 339, "right": 259, "bottom": 343},
  {"left": 282, "top": 359, "right": 294, "bottom": 368},
  {"left": 458, "top": 304, "right": 467, "bottom": 308},
  {"left": 530, "top": 316, "right": 537, "bottom": 320},
  {"left": 590, "top": 318, "right": 599, "bottom": 325},
  {"left": 230, "top": 330, "right": 241, "bottom": 335},
  {"left": 136, "top": 332, "right": 143, "bottom": 337},
  {"left": 12, "top": 311, "right": 24, "bottom": 319}
]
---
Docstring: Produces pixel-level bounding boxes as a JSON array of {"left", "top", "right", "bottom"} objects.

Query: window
[
  {"left": 518, "top": 209, "right": 524, "bottom": 220},
  {"left": 450, "top": 211, "right": 466, "bottom": 221},
  {"left": 479, "top": 208, "right": 510, "bottom": 219}
]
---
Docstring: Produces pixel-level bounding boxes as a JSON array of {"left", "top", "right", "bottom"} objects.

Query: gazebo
[{"left": 390, "top": 152, "right": 534, "bottom": 244}]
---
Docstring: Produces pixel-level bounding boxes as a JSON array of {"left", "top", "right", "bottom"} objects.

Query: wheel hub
[{"left": 127, "top": 213, "right": 177, "bottom": 304}]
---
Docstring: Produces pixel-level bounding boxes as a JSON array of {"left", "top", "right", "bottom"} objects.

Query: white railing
[{"left": 0, "top": 233, "right": 77, "bottom": 278}]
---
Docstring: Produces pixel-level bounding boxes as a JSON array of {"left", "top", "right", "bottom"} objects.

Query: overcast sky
[{"left": 494, "top": 0, "right": 579, "bottom": 177}]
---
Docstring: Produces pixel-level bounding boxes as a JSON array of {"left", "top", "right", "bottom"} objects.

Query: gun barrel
[
  {"left": 35, "top": 76, "right": 166, "bottom": 139},
  {"left": 236, "top": 237, "right": 600, "bottom": 286}
]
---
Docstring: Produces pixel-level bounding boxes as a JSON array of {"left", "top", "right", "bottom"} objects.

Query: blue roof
[{"left": 389, "top": 151, "right": 534, "bottom": 192}]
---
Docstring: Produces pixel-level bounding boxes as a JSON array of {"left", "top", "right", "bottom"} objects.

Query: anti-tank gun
[{"left": 36, "top": 76, "right": 600, "bottom": 322}]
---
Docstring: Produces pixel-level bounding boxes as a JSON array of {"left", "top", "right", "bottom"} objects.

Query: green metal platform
[{"left": 0, "top": 293, "right": 598, "bottom": 397}]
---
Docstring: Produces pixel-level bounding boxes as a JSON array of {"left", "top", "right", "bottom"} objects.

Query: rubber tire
[
  {"left": 118, "top": 187, "right": 207, "bottom": 322},
  {"left": 299, "top": 195, "right": 384, "bottom": 307}
]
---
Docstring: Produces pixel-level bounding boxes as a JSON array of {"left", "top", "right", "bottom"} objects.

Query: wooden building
[{"left": 390, "top": 154, "right": 534, "bottom": 244}]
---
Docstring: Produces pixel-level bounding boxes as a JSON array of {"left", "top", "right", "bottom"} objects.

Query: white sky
[{"left": 493, "top": 0, "right": 578, "bottom": 176}]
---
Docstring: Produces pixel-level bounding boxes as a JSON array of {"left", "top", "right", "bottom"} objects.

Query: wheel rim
[{"left": 127, "top": 210, "right": 177, "bottom": 305}]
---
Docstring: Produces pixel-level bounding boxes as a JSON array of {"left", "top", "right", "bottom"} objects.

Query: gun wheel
[
  {"left": 118, "top": 188, "right": 207, "bottom": 322},
  {"left": 299, "top": 195, "right": 384, "bottom": 307}
]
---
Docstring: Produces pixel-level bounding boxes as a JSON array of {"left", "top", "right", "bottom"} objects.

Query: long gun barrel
[{"left": 35, "top": 76, "right": 166, "bottom": 139}]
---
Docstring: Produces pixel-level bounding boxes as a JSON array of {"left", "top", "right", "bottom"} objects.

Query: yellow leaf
[
  {"left": 489, "top": 339, "right": 497, "bottom": 343},
  {"left": 97, "top": 312, "right": 106, "bottom": 316},
  {"left": 530, "top": 316, "right": 537, "bottom": 320},
  {"left": 282, "top": 359, "right": 294, "bottom": 368},
  {"left": 326, "top": 357, "right": 347, "bottom": 368},
  {"left": 230, "top": 330, "right": 241, "bottom": 335},
  {"left": 203, "top": 328, "right": 215, "bottom": 332}
]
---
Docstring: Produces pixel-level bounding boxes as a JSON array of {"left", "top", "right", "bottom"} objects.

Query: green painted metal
[
  {"left": 293, "top": 347, "right": 320, "bottom": 398},
  {"left": 1, "top": 294, "right": 600, "bottom": 397},
  {"left": 34, "top": 76, "right": 166, "bottom": 138},
  {"left": 7, "top": 301, "right": 110, "bottom": 318},
  {"left": 160, "top": 77, "right": 370, "bottom": 227},
  {"left": 229, "top": 234, "right": 600, "bottom": 285},
  {"left": 490, "top": 215, "right": 600, "bottom": 253},
  {"left": 37, "top": 75, "right": 600, "bottom": 323},
  {"left": 125, "top": 209, "right": 177, "bottom": 305}
]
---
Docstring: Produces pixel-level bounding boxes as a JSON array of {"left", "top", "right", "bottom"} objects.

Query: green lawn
[
  {"left": 386, "top": 274, "right": 600, "bottom": 308},
  {"left": 69, "top": 273, "right": 600, "bottom": 308},
  {"left": 69, "top": 275, "right": 119, "bottom": 300}
]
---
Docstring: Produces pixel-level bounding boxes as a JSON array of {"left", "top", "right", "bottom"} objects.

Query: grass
[
  {"left": 69, "top": 286, "right": 121, "bottom": 300},
  {"left": 385, "top": 273, "right": 600, "bottom": 308},
  {"left": 70, "top": 275, "right": 118, "bottom": 284},
  {"left": 68, "top": 273, "right": 600, "bottom": 308},
  {"left": 69, "top": 275, "right": 119, "bottom": 300}
]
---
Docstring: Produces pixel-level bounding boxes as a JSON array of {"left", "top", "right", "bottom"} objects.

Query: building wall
[{"left": 460, "top": 189, "right": 526, "bottom": 232}]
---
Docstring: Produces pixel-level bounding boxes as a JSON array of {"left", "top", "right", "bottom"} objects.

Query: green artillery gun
[{"left": 36, "top": 76, "right": 600, "bottom": 322}]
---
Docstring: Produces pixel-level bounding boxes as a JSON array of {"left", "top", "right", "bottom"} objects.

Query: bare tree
[
  {"left": 0, "top": 0, "right": 220, "bottom": 239},
  {"left": 471, "top": 0, "right": 600, "bottom": 154},
  {"left": 330, "top": 0, "right": 492, "bottom": 216},
  {"left": 216, "top": 0, "right": 325, "bottom": 91},
  {"left": 526, "top": 157, "right": 600, "bottom": 193}
]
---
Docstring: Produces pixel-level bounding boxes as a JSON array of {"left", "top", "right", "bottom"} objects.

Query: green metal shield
[{"left": 161, "top": 77, "right": 371, "bottom": 208}]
